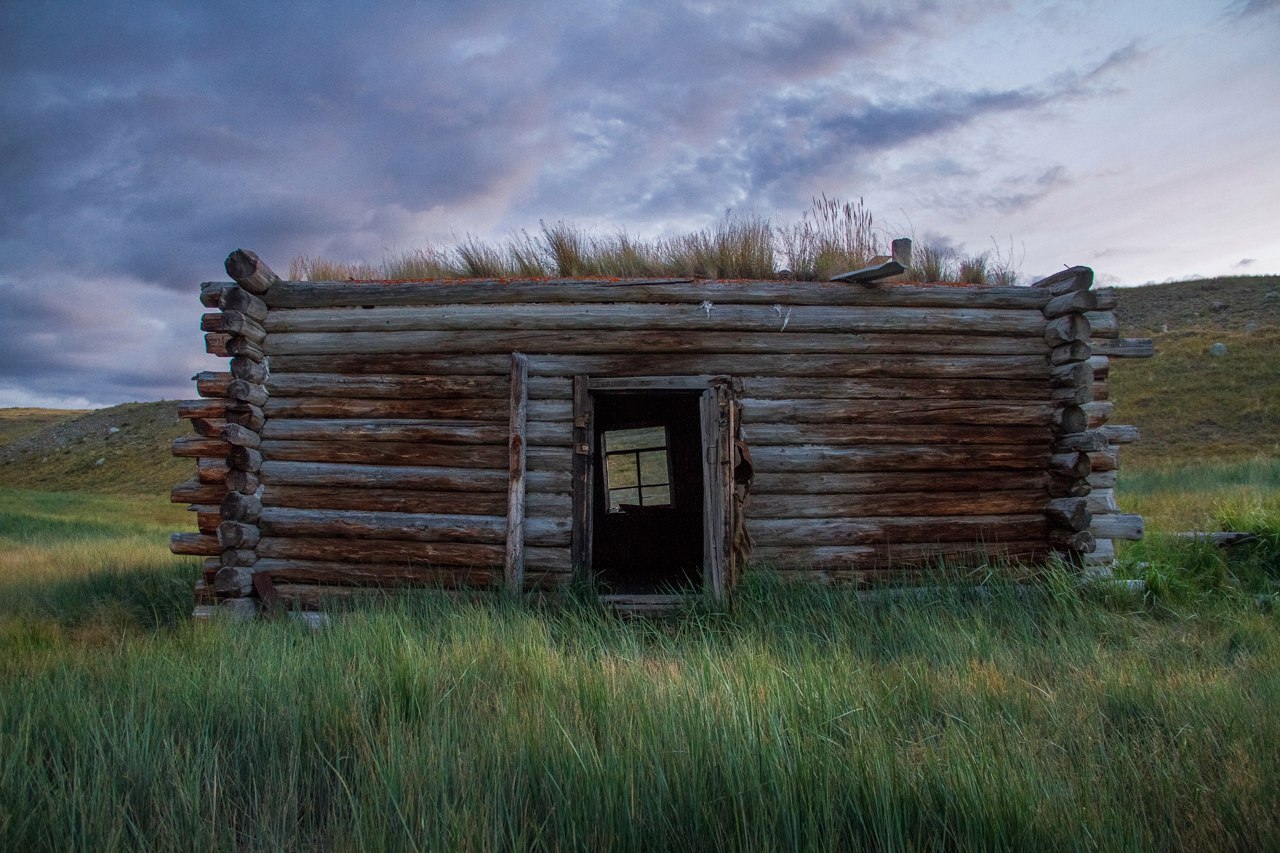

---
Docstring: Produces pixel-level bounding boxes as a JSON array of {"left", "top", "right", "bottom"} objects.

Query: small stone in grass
[{"left": 1209, "top": 342, "right": 1229, "bottom": 357}]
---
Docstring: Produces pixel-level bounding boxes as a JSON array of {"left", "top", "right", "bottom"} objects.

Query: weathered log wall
[{"left": 174, "top": 253, "right": 1152, "bottom": 614}]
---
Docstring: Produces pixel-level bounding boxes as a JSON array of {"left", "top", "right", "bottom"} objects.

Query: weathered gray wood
[
  {"left": 217, "top": 521, "right": 260, "bottom": 549},
  {"left": 1052, "top": 406, "right": 1088, "bottom": 434},
  {"left": 1086, "top": 470, "right": 1117, "bottom": 489},
  {"left": 267, "top": 352, "right": 1052, "bottom": 381},
  {"left": 1050, "top": 362, "right": 1092, "bottom": 387},
  {"left": 1030, "top": 266, "right": 1093, "bottom": 296},
  {"left": 230, "top": 356, "right": 269, "bottom": 384},
  {"left": 1101, "top": 424, "right": 1139, "bottom": 444},
  {"left": 1093, "top": 338, "right": 1154, "bottom": 358},
  {"left": 1049, "top": 529, "right": 1096, "bottom": 552},
  {"left": 225, "top": 402, "right": 266, "bottom": 432},
  {"left": 225, "top": 249, "right": 280, "bottom": 295},
  {"left": 260, "top": 484, "right": 568, "bottom": 516},
  {"left": 201, "top": 281, "right": 232, "bottom": 308},
  {"left": 1050, "top": 451, "right": 1091, "bottom": 479},
  {"left": 753, "top": 470, "right": 1050, "bottom": 496},
  {"left": 213, "top": 567, "right": 252, "bottom": 596},
  {"left": 741, "top": 422, "right": 1049, "bottom": 447},
  {"left": 219, "top": 548, "right": 257, "bottom": 568},
  {"left": 1088, "top": 449, "right": 1118, "bottom": 472},
  {"left": 200, "top": 313, "right": 223, "bottom": 333},
  {"left": 1087, "top": 489, "right": 1118, "bottom": 514},
  {"left": 260, "top": 418, "right": 506, "bottom": 444},
  {"left": 172, "top": 436, "right": 230, "bottom": 458},
  {"left": 1043, "top": 288, "right": 1098, "bottom": 318},
  {"left": 700, "top": 388, "right": 728, "bottom": 597},
  {"left": 220, "top": 311, "right": 267, "bottom": 344},
  {"left": 265, "top": 303, "right": 1045, "bottom": 336},
  {"left": 1051, "top": 385, "right": 1093, "bottom": 406},
  {"left": 225, "top": 470, "right": 260, "bottom": 494},
  {"left": 227, "top": 380, "right": 269, "bottom": 407},
  {"left": 1092, "top": 287, "right": 1118, "bottom": 311},
  {"left": 1054, "top": 430, "right": 1108, "bottom": 453},
  {"left": 257, "top": 536, "right": 503, "bottom": 566},
  {"left": 228, "top": 446, "right": 263, "bottom": 473},
  {"left": 171, "top": 479, "right": 225, "bottom": 505},
  {"left": 266, "top": 373, "right": 509, "bottom": 400},
  {"left": 205, "top": 333, "right": 230, "bottom": 356},
  {"left": 265, "top": 329, "right": 1049, "bottom": 358},
  {"left": 1082, "top": 538, "right": 1116, "bottom": 566},
  {"left": 257, "top": 507, "right": 569, "bottom": 547},
  {"left": 505, "top": 353, "right": 529, "bottom": 592},
  {"left": 1091, "top": 381, "right": 1109, "bottom": 402},
  {"left": 1049, "top": 341, "right": 1092, "bottom": 366},
  {"left": 221, "top": 491, "right": 262, "bottom": 523},
  {"left": 1088, "top": 355, "right": 1111, "bottom": 379},
  {"left": 751, "top": 541, "right": 1050, "bottom": 571},
  {"left": 256, "top": 460, "right": 557, "bottom": 492},
  {"left": 261, "top": 279, "right": 1049, "bottom": 310},
  {"left": 724, "top": 376, "right": 1050, "bottom": 402},
  {"left": 749, "top": 514, "right": 1047, "bottom": 547},
  {"left": 258, "top": 439, "right": 506, "bottom": 468},
  {"left": 749, "top": 445, "right": 1050, "bottom": 473},
  {"left": 741, "top": 399, "right": 1055, "bottom": 426},
  {"left": 747, "top": 489, "right": 1047, "bottom": 519},
  {"left": 1083, "top": 311, "right": 1118, "bottom": 338},
  {"left": 169, "top": 532, "right": 221, "bottom": 556},
  {"left": 220, "top": 423, "right": 262, "bottom": 449},
  {"left": 1046, "top": 497, "right": 1091, "bottom": 531},
  {"left": 219, "top": 286, "right": 269, "bottom": 322},
  {"left": 1044, "top": 314, "right": 1090, "bottom": 347},
  {"left": 570, "top": 375, "right": 594, "bottom": 579},
  {"left": 1047, "top": 474, "right": 1091, "bottom": 498},
  {"left": 228, "top": 337, "right": 266, "bottom": 362},
  {"left": 1090, "top": 513, "right": 1144, "bottom": 540},
  {"left": 260, "top": 397, "right": 570, "bottom": 421},
  {"left": 1084, "top": 401, "right": 1115, "bottom": 428}
]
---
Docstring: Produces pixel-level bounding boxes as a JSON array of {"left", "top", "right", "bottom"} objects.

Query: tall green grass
[{"left": 2, "top": 490, "right": 1279, "bottom": 849}]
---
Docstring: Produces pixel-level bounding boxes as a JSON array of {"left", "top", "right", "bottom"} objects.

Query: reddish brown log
[
  {"left": 205, "top": 333, "right": 230, "bottom": 357},
  {"left": 262, "top": 485, "right": 512, "bottom": 516},
  {"left": 170, "top": 533, "right": 220, "bottom": 556},
  {"left": 171, "top": 479, "right": 225, "bottom": 505},
  {"left": 195, "top": 371, "right": 232, "bottom": 399},
  {"left": 200, "top": 313, "right": 224, "bottom": 333},
  {"left": 177, "top": 399, "right": 226, "bottom": 420},
  {"left": 197, "top": 458, "right": 229, "bottom": 484},
  {"left": 172, "top": 436, "right": 231, "bottom": 458}
]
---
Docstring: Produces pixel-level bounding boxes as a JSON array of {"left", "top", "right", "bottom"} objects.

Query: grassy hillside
[
  {"left": 0, "top": 401, "right": 190, "bottom": 494},
  {"left": 1108, "top": 275, "right": 1279, "bottom": 466}
]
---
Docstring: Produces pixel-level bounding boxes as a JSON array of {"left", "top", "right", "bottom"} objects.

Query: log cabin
[{"left": 173, "top": 248, "right": 1153, "bottom": 616}]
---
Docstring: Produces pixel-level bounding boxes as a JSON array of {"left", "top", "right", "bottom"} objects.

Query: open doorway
[{"left": 591, "top": 391, "right": 704, "bottom": 594}]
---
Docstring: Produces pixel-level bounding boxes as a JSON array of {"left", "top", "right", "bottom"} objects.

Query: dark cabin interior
[{"left": 591, "top": 391, "right": 704, "bottom": 594}]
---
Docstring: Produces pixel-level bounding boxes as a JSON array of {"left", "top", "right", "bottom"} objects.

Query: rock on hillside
[{"left": 0, "top": 401, "right": 190, "bottom": 494}]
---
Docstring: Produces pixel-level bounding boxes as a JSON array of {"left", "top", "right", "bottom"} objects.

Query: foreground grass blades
[{"left": 1, "top": 489, "right": 1279, "bottom": 850}]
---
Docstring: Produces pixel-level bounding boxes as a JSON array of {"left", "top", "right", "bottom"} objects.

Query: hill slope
[{"left": 0, "top": 402, "right": 190, "bottom": 494}]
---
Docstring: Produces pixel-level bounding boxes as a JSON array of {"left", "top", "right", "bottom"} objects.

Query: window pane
[
  {"left": 610, "top": 488, "right": 640, "bottom": 510},
  {"left": 606, "top": 453, "right": 638, "bottom": 488},
  {"left": 638, "top": 450, "right": 669, "bottom": 486},
  {"left": 645, "top": 485, "right": 672, "bottom": 506},
  {"left": 604, "top": 426, "right": 667, "bottom": 453}
]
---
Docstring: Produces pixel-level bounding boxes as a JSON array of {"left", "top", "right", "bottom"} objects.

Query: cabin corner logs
[{"left": 171, "top": 250, "right": 1154, "bottom": 616}]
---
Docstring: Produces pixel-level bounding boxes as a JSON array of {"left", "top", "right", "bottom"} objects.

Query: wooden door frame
[{"left": 571, "top": 375, "right": 736, "bottom": 599}]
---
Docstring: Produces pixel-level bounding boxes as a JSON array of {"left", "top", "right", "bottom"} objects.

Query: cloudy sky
[{"left": 2, "top": 0, "right": 1277, "bottom": 408}]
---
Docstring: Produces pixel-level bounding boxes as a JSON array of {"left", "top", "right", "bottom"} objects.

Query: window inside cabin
[{"left": 601, "top": 426, "right": 672, "bottom": 511}]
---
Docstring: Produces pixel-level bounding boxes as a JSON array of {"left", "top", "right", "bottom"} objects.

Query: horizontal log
[
  {"left": 257, "top": 536, "right": 502, "bottom": 566},
  {"left": 1043, "top": 289, "right": 1098, "bottom": 318},
  {"left": 222, "top": 491, "right": 262, "bottom": 523},
  {"left": 258, "top": 460, "right": 513, "bottom": 491},
  {"left": 1101, "top": 424, "right": 1139, "bottom": 444},
  {"left": 218, "top": 521, "right": 260, "bottom": 549},
  {"left": 752, "top": 470, "right": 1049, "bottom": 496},
  {"left": 225, "top": 249, "right": 280, "bottom": 295},
  {"left": 200, "top": 312, "right": 223, "bottom": 333},
  {"left": 225, "top": 470, "right": 260, "bottom": 494},
  {"left": 191, "top": 505, "right": 220, "bottom": 535},
  {"left": 265, "top": 566, "right": 500, "bottom": 592},
  {"left": 221, "top": 311, "right": 267, "bottom": 344},
  {"left": 1093, "top": 287, "right": 1118, "bottom": 311},
  {"left": 171, "top": 479, "right": 225, "bottom": 505},
  {"left": 230, "top": 356, "right": 269, "bottom": 383},
  {"left": 741, "top": 422, "right": 1050, "bottom": 447},
  {"left": 259, "top": 439, "right": 507, "bottom": 468},
  {"left": 195, "top": 371, "right": 231, "bottom": 399},
  {"left": 265, "top": 303, "right": 1046, "bottom": 337},
  {"left": 220, "top": 285, "right": 269, "bottom": 322},
  {"left": 1054, "top": 430, "right": 1108, "bottom": 453},
  {"left": 227, "top": 380, "right": 268, "bottom": 407},
  {"left": 1050, "top": 361, "right": 1092, "bottom": 388},
  {"left": 258, "top": 507, "right": 570, "bottom": 547},
  {"left": 752, "top": 540, "right": 1050, "bottom": 571},
  {"left": 1093, "top": 338, "right": 1154, "bottom": 358},
  {"left": 1044, "top": 314, "right": 1090, "bottom": 347},
  {"left": 1046, "top": 497, "right": 1091, "bottom": 531},
  {"left": 749, "top": 445, "right": 1050, "bottom": 474},
  {"left": 265, "top": 330, "right": 1049, "bottom": 358},
  {"left": 197, "top": 458, "right": 229, "bottom": 484},
  {"left": 1083, "top": 311, "right": 1118, "bottom": 338},
  {"left": 1087, "top": 471, "right": 1117, "bottom": 489},
  {"left": 701, "top": 514, "right": 1049, "bottom": 548},
  {"left": 178, "top": 399, "right": 225, "bottom": 420},
  {"left": 1083, "top": 538, "right": 1115, "bottom": 566},
  {"left": 190, "top": 417, "right": 226, "bottom": 439},
  {"left": 1087, "top": 489, "right": 1118, "bottom": 514},
  {"left": 1090, "top": 513, "right": 1143, "bottom": 540},
  {"left": 261, "top": 397, "right": 567, "bottom": 421},
  {"left": 205, "top": 333, "right": 230, "bottom": 357},
  {"left": 200, "top": 281, "right": 231, "bottom": 308},
  {"left": 1051, "top": 385, "right": 1092, "bottom": 406},
  {"left": 746, "top": 490, "right": 1047, "bottom": 519},
  {"left": 714, "top": 376, "right": 1049, "bottom": 403},
  {"left": 266, "top": 352, "right": 1052, "bottom": 381},
  {"left": 260, "top": 279, "right": 1050, "bottom": 310},
  {"left": 264, "top": 485, "right": 509, "bottom": 516},
  {"left": 169, "top": 533, "right": 221, "bottom": 556},
  {"left": 1049, "top": 341, "right": 1092, "bottom": 366},
  {"left": 267, "top": 374, "right": 511, "bottom": 400},
  {"left": 260, "top": 419, "right": 505, "bottom": 444},
  {"left": 1088, "top": 449, "right": 1118, "bottom": 472},
  {"left": 741, "top": 399, "right": 1055, "bottom": 426},
  {"left": 1084, "top": 401, "right": 1114, "bottom": 428},
  {"left": 1050, "top": 530, "right": 1096, "bottom": 552},
  {"left": 220, "top": 423, "right": 262, "bottom": 448},
  {"left": 1030, "top": 266, "right": 1093, "bottom": 296},
  {"left": 1088, "top": 355, "right": 1110, "bottom": 379}
]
